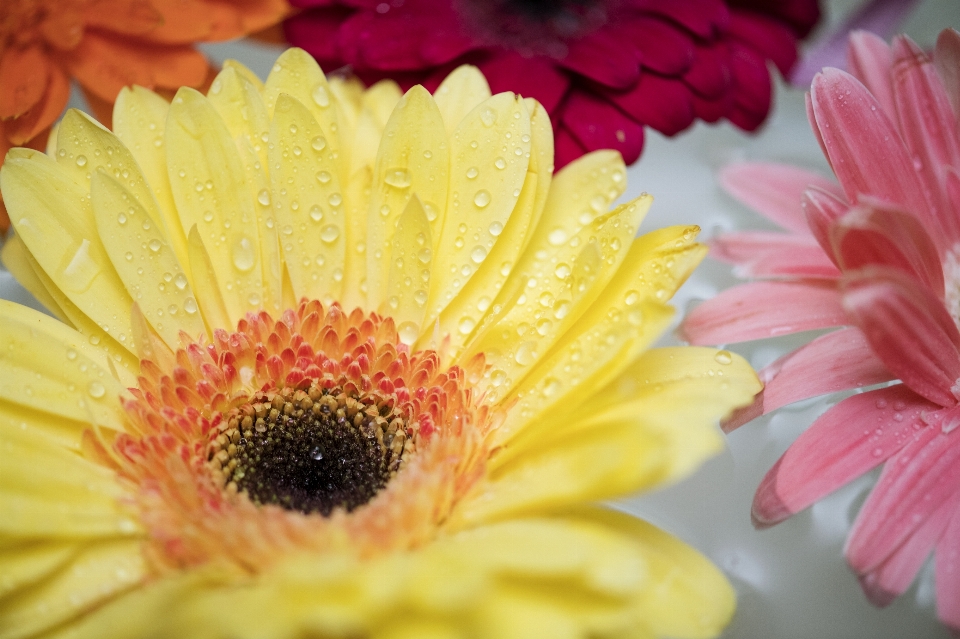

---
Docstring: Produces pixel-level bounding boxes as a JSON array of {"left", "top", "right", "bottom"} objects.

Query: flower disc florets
[{"left": 108, "top": 300, "right": 491, "bottom": 570}]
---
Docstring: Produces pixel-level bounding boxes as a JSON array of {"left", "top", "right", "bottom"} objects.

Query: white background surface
[{"left": 1, "top": 1, "right": 958, "bottom": 636}]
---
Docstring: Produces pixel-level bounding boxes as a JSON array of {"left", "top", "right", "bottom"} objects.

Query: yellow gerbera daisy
[{"left": 0, "top": 48, "right": 760, "bottom": 639}]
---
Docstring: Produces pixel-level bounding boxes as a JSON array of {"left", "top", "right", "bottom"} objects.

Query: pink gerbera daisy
[
  {"left": 682, "top": 28, "right": 960, "bottom": 630},
  {"left": 282, "top": 0, "right": 820, "bottom": 169}
]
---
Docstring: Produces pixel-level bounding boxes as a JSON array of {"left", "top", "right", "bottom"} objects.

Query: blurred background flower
[{"left": 283, "top": 0, "right": 821, "bottom": 170}]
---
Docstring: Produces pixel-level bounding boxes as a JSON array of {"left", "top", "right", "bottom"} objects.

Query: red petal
[
  {"left": 478, "top": 53, "right": 570, "bottom": 115},
  {"left": 0, "top": 45, "right": 49, "bottom": 119},
  {"left": 628, "top": 0, "right": 729, "bottom": 39},
  {"left": 810, "top": 68, "right": 930, "bottom": 227},
  {"left": 560, "top": 91, "right": 644, "bottom": 165},
  {"left": 759, "top": 327, "right": 893, "bottom": 415},
  {"left": 842, "top": 268, "right": 960, "bottom": 407},
  {"left": 831, "top": 200, "right": 945, "bottom": 295},
  {"left": 682, "top": 42, "right": 730, "bottom": 99},
  {"left": 681, "top": 280, "right": 847, "bottom": 345},
  {"left": 603, "top": 72, "right": 694, "bottom": 137},
  {"left": 283, "top": 6, "right": 353, "bottom": 70},
  {"left": 726, "top": 42, "right": 772, "bottom": 131},
  {"left": 935, "top": 501, "right": 960, "bottom": 630},
  {"left": 752, "top": 385, "right": 934, "bottom": 528},
  {"left": 553, "top": 124, "right": 587, "bottom": 172},
  {"left": 728, "top": 10, "right": 798, "bottom": 76},
  {"left": 847, "top": 409, "right": 960, "bottom": 574},
  {"left": 721, "top": 161, "right": 842, "bottom": 234},
  {"left": 711, "top": 231, "right": 840, "bottom": 279},
  {"left": 623, "top": 16, "right": 695, "bottom": 76},
  {"left": 558, "top": 32, "right": 641, "bottom": 89}
]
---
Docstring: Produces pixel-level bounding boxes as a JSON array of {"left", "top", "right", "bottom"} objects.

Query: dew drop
[
  {"left": 312, "top": 84, "right": 330, "bottom": 107},
  {"left": 309, "top": 205, "right": 324, "bottom": 222},
  {"left": 316, "top": 170, "right": 331, "bottom": 184},
  {"left": 311, "top": 446, "right": 324, "bottom": 460},
  {"left": 473, "top": 190, "right": 491, "bottom": 208},
  {"left": 328, "top": 193, "right": 343, "bottom": 206},
  {"left": 232, "top": 236, "right": 256, "bottom": 272},
  {"left": 124, "top": 252, "right": 134, "bottom": 262},
  {"left": 555, "top": 263, "right": 571, "bottom": 279},
  {"left": 548, "top": 228, "right": 568, "bottom": 246},
  {"left": 514, "top": 341, "right": 536, "bottom": 366},
  {"left": 465, "top": 166, "right": 479, "bottom": 179},
  {"left": 714, "top": 350, "right": 733, "bottom": 365},
  {"left": 87, "top": 381, "right": 105, "bottom": 398},
  {"left": 183, "top": 297, "right": 198, "bottom": 314},
  {"left": 480, "top": 107, "right": 497, "bottom": 127},
  {"left": 311, "top": 136, "right": 327, "bottom": 151},
  {"left": 384, "top": 169, "right": 411, "bottom": 188},
  {"left": 75, "top": 155, "right": 87, "bottom": 167},
  {"left": 320, "top": 225, "right": 340, "bottom": 243},
  {"left": 257, "top": 189, "right": 271, "bottom": 206},
  {"left": 489, "top": 221, "right": 504, "bottom": 236},
  {"left": 397, "top": 321, "right": 419, "bottom": 345},
  {"left": 418, "top": 247, "right": 432, "bottom": 264},
  {"left": 148, "top": 239, "right": 162, "bottom": 253},
  {"left": 458, "top": 316, "right": 476, "bottom": 335},
  {"left": 470, "top": 246, "right": 487, "bottom": 264}
]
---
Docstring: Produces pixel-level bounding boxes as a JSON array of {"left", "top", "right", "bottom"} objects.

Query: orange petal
[
  {"left": 144, "top": 0, "right": 222, "bottom": 43},
  {"left": 6, "top": 65, "right": 70, "bottom": 145},
  {"left": 234, "top": 0, "right": 292, "bottom": 34},
  {"left": 148, "top": 45, "right": 210, "bottom": 90},
  {"left": 83, "top": 0, "right": 163, "bottom": 35},
  {"left": 39, "top": 7, "right": 85, "bottom": 51},
  {"left": 0, "top": 45, "right": 50, "bottom": 118},
  {"left": 65, "top": 32, "right": 154, "bottom": 102}
]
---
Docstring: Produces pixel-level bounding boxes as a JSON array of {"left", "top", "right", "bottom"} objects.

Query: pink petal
[
  {"left": 711, "top": 231, "right": 840, "bottom": 279},
  {"left": 842, "top": 268, "right": 960, "bottom": 408},
  {"left": 848, "top": 30, "right": 896, "bottom": 118},
  {"left": 807, "top": 91, "right": 832, "bottom": 173},
  {"left": 753, "top": 384, "right": 934, "bottom": 528},
  {"left": 859, "top": 493, "right": 958, "bottom": 607},
  {"left": 560, "top": 91, "right": 644, "bottom": 165},
  {"left": 479, "top": 53, "right": 570, "bottom": 116},
  {"left": 720, "top": 162, "right": 843, "bottom": 234},
  {"left": 810, "top": 68, "right": 929, "bottom": 222},
  {"left": 890, "top": 35, "right": 960, "bottom": 252},
  {"left": 759, "top": 327, "right": 894, "bottom": 414},
  {"left": 935, "top": 28, "right": 960, "bottom": 117},
  {"left": 935, "top": 499, "right": 960, "bottom": 630},
  {"left": 603, "top": 72, "right": 695, "bottom": 137},
  {"left": 558, "top": 31, "right": 641, "bottom": 90},
  {"left": 681, "top": 280, "right": 847, "bottom": 345},
  {"left": 830, "top": 199, "right": 945, "bottom": 295},
  {"left": 802, "top": 185, "right": 850, "bottom": 264},
  {"left": 847, "top": 407, "right": 960, "bottom": 574}
]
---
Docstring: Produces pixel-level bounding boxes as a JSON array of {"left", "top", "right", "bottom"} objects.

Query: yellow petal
[
  {"left": 0, "top": 236, "right": 70, "bottom": 324},
  {"left": 2, "top": 149, "right": 136, "bottom": 354},
  {"left": 207, "top": 66, "right": 271, "bottom": 170},
  {"left": 186, "top": 226, "right": 231, "bottom": 336},
  {"left": 223, "top": 59, "right": 265, "bottom": 93},
  {"left": 570, "top": 507, "right": 736, "bottom": 639},
  {"left": 341, "top": 166, "right": 373, "bottom": 310},
  {"left": 269, "top": 93, "right": 347, "bottom": 305},
  {"left": 426, "top": 93, "right": 531, "bottom": 325},
  {"left": 0, "top": 539, "right": 146, "bottom": 639},
  {"left": 165, "top": 87, "right": 265, "bottom": 324},
  {"left": 113, "top": 86, "right": 189, "bottom": 271},
  {"left": 382, "top": 197, "right": 431, "bottom": 344},
  {"left": 0, "top": 300, "right": 129, "bottom": 430},
  {"left": 361, "top": 79, "right": 403, "bottom": 128},
  {"left": 91, "top": 171, "right": 205, "bottom": 347},
  {"left": 366, "top": 86, "right": 448, "bottom": 307},
  {"left": 0, "top": 541, "right": 77, "bottom": 600},
  {"left": 263, "top": 48, "right": 343, "bottom": 180},
  {"left": 434, "top": 65, "right": 492, "bottom": 135}
]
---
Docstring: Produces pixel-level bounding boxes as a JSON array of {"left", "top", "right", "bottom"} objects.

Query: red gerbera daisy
[{"left": 282, "top": 0, "right": 821, "bottom": 169}]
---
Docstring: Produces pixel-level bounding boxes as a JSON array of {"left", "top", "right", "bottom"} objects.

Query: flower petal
[
  {"left": 720, "top": 162, "right": 841, "bottom": 234},
  {"left": 604, "top": 72, "right": 694, "bottom": 137},
  {"left": 383, "top": 197, "right": 431, "bottom": 339},
  {"left": 682, "top": 280, "right": 847, "bottom": 344},
  {"left": 830, "top": 200, "right": 945, "bottom": 294},
  {"left": 810, "top": 68, "right": 930, "bottom": 227},
  {"left": 859, "top": 492, "right": 957, "bottom": 607},
  {"left": 433, "top": 65, "right": 492, "bottom": 136},
  {"left": 848, "top": 30, "right": 896, "bottom": 117},
  {"left": 842, "top": 268, "right": 960, "bottom": 407},
  {"left": 801, "top": 185, "right": 849, "bottom": 263},
  {"left": 847, "top": 407, "right": 960, "bottom": 574},
  {"left": 935, "top": 28, "right": 960, "bottom": 116},
  {"left": 561, "top": 92, "right": 645, "bottom": 166},
  {"left": 558, "top": 32, "right": 641, "bottom": 90},
  {"left": 935, "top": 500, "right": 960, "bottom": 630},
  {"left": 0, "top": 45, "right": 49, "bottom": 119},
  {"left": 477, "top": 53, "right": 570, "bottom": 116},
  {"left": 752, "top": 384, "right": 934, "bottom": 528},
  {"left": 757, "top": 327, "right": 893, "bottom": 415},
  {"left": 712, "top": 231, "right": 840, "bottom": 279},
  {"left": 4, "top": 65, "right": 70, "bottom": 146}
]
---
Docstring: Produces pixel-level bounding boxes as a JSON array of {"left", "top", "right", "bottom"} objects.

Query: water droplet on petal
[
  {"left": 320, "top": 225, "right": 340, "bottom": 243},
  {"left": 480, "top": 108, "right": 497, "bottom": 127},
  {"left": 397, "top": 321, "right": 419, "bottom": 345},
  {"left": 232, "top": 236, "right": 256, "bottom": 272},
  {"left": 714, "top": 350, "right": 733, "bottom": 365},
  {"left": 148, "top": 239, "right": 162, "bottom": 253},
  {"left": 75, "top": 155, "right": 87, "bottom": 167},
  {"left": 473, "top": 190, "right": 491, "bottom": 208},
  {"left": 470, "top": 246, "right": 487, "bottom": 263},
  {"left": 466, "top": 167, "right": 479, "bottom": 179},
  {"left": 257, "top": 189, "right": 271, "bottom": 206},
  {"left": 312, "top": 84, "right": 330, "bottom": 107},
  {"left": 87, "top": 381, "right": 105, "bottom": 398},
  {"left": 384, "top": 169, "right": 411, "bottom": 189}
]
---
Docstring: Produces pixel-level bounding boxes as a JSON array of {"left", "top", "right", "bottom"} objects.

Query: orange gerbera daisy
[{"left": 0, "top": 0, "right": 290, "bottom": 233}]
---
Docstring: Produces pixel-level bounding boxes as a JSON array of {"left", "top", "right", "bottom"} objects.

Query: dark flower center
[
  {"left": 457, "top": 0, "right": 613, "bottom": 58},
  {"left": 208, "top": 385, "right": 413, "bottom": 516}
]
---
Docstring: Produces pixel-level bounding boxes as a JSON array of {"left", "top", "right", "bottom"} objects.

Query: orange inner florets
[{"left": 101, "top": 301, "right": 496, "bottom": 573}]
